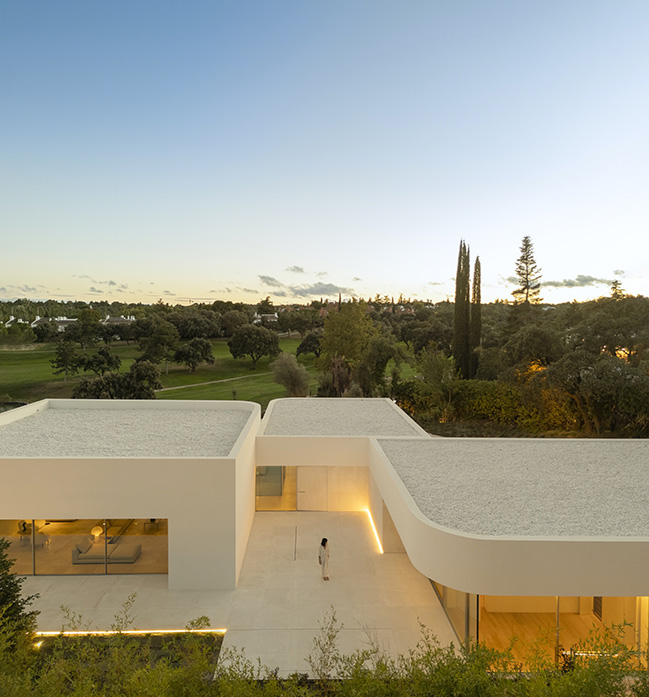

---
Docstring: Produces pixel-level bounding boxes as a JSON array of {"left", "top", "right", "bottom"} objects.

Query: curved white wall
[{"left": 369, "top": 439, "right": 649, "bottom": 597}]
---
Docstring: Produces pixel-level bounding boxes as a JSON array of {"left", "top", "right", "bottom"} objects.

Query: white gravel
[
  {"left": 378, "top": 438, "right": 649, "bottom": 538},
  {"left": 263, "top": 398, "right": 425, "bottom": 437},
  {"left": 0, "top": 407, "right": 253, "bottom": 458}
]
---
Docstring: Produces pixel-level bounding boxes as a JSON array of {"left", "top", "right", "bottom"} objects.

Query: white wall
[
  {"left": 234, "top": 410, "right": 260, "bottom": 585},
  {"left": 368, "top": 438, "right": 649, "bottom": 597},
  {"left": 256, "top": 436, "right": 369, "bottom": 468},
  {"left": 1, "top": 400, "right": 261, "bottom": 591},
  {"left": 2, "top": 455, "right": 236, "bottom": 590}
]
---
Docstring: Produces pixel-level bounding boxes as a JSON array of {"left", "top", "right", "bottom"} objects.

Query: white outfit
[{"left": 318, "top": 543, "right": 329, "bottom": 578}]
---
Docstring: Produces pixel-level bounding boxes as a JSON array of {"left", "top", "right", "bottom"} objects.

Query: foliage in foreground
[{"left": 5, "top": 598, "right": 649, "bottom": 696}]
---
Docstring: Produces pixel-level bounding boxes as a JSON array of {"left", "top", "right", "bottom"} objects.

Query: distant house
[
  {"left": 252, "top": 312, "right": 278, "bottom": 326},
  {"left": 4, "top": 315, "right": 30, "bottom": 328},
  {"left": 101, "top": 314, "right": 136, "bottom": 326}
]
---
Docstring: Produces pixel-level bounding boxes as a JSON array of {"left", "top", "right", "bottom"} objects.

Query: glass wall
[
  {"left": 108, "top": 519, "right": 168, "bottom": 575},
  {"left": 256, "top": 466, "right": 297, "bottom": 510},
  {"left": 480, "top": 594, "right": 645, "bottom": 667},
  {"left": 1, "top": 519, "right": 168, "bottom": 576},
  {"left": 431, "top": 580, "right": 478, "bottom": 644},
  {"left": 0, "top": 520, "right": 34, "bottom": 575}
]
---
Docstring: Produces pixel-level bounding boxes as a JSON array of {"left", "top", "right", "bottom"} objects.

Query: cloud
[
  {"left": 272, "top": 290, "right": 288, "bottom": 297},
  {"left": 88, "top": 287, "right": 103, "bottom": 294},
  {"left": 427, "top": 281, "right": 444, "bottom": 286},
  {"left": 240, "top": 287, "right": 259, "bottom": 294},
  {"left": 259, "top": 275, "right": 284, "bottom": 288},
  {"left": 541, "top": 275, "right": 612, "bottom": 288},
  {"left": 163, "top": 290, "right": 176, "bottom": 296},
  {"left": 352, "top": 277, "right": 362, "bottom": 282},
  {"left": 289, "top": 282, "right": 354, "bottom": 298},
  {"left": 74, "top": 274, "right": 118, "bottom": 286},
  {"left": 316, "top": 271, "right": 328, "bottom": 277},
  {"left": 286, "top": 266, "right": 305, "bottom": 274},
  {"left": 614, "top": 270, "right": 625, "bottom": 277}
]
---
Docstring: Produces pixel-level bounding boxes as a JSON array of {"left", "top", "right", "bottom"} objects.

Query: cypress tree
[
  {"left": 453, "top": 241, "right": 471, "bottom": 379},
  {"left": 469, "top": 257, "right": 481, "bottom": 378}
]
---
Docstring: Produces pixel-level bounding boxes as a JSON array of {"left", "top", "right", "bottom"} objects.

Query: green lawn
[{"left": 0, "top": 338, "right": 317, "bottom": 409}]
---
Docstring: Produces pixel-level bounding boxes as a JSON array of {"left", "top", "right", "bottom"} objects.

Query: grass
[{"left": 0, "top": 338, "right": 318, "bottom": 410}]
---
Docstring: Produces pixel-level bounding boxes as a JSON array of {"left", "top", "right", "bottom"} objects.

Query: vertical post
[
  {"left": 31, "top": 519, "right": 36, "bottom": 575},
  {"left": 555, "top": 596, "right": 561, "bottom": 665},
  {"left": 103, "top": 519, "right": 108, "bottom": 575}
]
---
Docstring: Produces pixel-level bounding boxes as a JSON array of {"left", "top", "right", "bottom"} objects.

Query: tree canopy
[{"left": 228, "top": 325, "right": 280, "bottom": 369}]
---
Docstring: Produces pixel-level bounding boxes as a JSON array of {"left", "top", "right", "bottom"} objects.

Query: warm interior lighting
[
  {"left": 35, "top": 628, "right": 227, "bottom": 637},
  {"left": 91, "top": 525, "right": 103, "bottom": 540},
  {"left": 364, "top": 509, "right": 384, "bottom": 554}
]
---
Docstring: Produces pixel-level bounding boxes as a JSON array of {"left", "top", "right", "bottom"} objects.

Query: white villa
[{"left": 2, "top": 397, "right": 649, "bottom": 660}]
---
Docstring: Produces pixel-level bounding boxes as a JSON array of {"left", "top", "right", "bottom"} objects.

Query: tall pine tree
[{"left": 512, "top": 236, "right": 542, "bottom": 305}]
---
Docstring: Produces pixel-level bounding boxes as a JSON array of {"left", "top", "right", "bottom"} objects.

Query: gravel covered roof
[
  {"left": 263, "top": 398, "right": 425, "bottom": 437},
  {"left": 378, "top": 438, "right": 649, "bottom": 538},
  {"left": 0, "top": 406, "right": 253, "bottom": 458}
]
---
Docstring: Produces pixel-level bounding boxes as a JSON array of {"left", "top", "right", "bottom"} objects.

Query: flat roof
[
  {"left": 262, "top": 398, "right": 427, "bottom": 437},
  {"left": 0, "top": 402, "right": 255, "bottom": 458},
  {"left": 378, "top": 438, "right": 649, "bottom": 538}
]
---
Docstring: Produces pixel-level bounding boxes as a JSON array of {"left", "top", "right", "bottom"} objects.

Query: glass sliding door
[
  {"left": 107, "top": 519, "right": 168, "bottom": 574},
  {"left": 0, "top": 518, "right": 168, "bottom": 577},
  {"left": 256, "top": 466, "right": 297, "bottom": 510}
]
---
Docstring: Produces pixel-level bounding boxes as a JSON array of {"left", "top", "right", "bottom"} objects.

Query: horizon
[{"left": 2, "top": 2, "right": 648, "bottom": 306}]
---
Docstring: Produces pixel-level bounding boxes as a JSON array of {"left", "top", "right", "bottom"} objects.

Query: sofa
[{"left": 71, "top": 539, "right": 141, "bottom": 565}]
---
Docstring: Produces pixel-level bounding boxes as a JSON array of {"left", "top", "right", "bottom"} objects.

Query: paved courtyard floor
[{"left": 22, "top": 511, "right": 456, "bottom": 676}]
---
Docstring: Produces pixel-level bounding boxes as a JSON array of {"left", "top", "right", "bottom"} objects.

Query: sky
[{"left": 1, "top": 1, "right": 648, "bottom": 307}]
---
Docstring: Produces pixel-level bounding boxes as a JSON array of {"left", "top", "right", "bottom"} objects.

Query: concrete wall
[
  {"left": 1, "top": 399, "right": 261, "bottom": 591},
  {"left": 256, "top": 436, "right": 369, "bottom": 468},
  {"left": 327, "top": 466, "right": 368, "bottom": 511},
  {"left": 234, "top": 409, "right": 260, "bottom": 585}
]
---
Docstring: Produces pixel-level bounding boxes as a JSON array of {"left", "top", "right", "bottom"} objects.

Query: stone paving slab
[{"left": 22, "top": 511, "right": 455, "bottom": 676}]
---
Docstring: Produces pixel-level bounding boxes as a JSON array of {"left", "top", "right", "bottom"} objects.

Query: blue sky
[{"left": 1, "top": 1, "right": 648, "bottom": 305}]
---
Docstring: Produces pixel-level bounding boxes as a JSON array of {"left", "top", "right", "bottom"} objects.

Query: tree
[
  {"left": 0, "top": 537, "right": 39, "bottom": 637},
  {"left": 221, "top": 310, "right": 249, "bottom": 337},
  {"left": 512, "top": 236, "right": 542, "bottom": 305},
  {"left": 610, "top": 279, "right": 625, "bottom": 300},
  {"left": 72, "top": 360, "right": 162, "bottom": 399},
  {"left": 257, "top": 296, "right": 275, "bottom": 314},
  {"left": 80, "top": 346, "right": 122, "bottom": 376},
  {"left": 33, "top": 320, "right": 59, "bottom": 343},
  {"left": 452, "top": 240, "right": 471, "bottom": 379},
  {"left": 319, "top": 300, "right": 377, "bottom": 370},
  {"left": 167, "top": 310, "right": 221, "bottom": 339},
  {"left": 64, "top": 308, "right": 102, "bottom": 349},
  {"left": 228, "top": 325, "right": 280, "bottom": 369},
  {"left": 277, "top": 308, "right": 319, "bottom": 337},
  {"left": 416, "top": 349, "right": 457, "bottom": 423},
  {"left": 469, "top": 257, "right": 482, "bottom": 378},
  {"left": 134, "top": 316, "right": 180, "bottom": 374},
  {"left": 503, "top": 325, "right": 564, "bottom": 367},
  {"left": 174, "top": 338, "right": 215, "bottom": 372},
  {"left": 354, "top": 335, "right": 399, "bottom": 396},
  {"left": 50, "top": 339, "right": 81, "bottom": 383},
  {"left": 296, "top": 331, "right": 322, "bottom": 358},
  {"left": 271, "top": 353, "right": 310, "bottom": 396}
]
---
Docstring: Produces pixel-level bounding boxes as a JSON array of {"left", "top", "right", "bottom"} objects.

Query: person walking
[{"left": 318, "top": 537, "right": 329, "bottom": 580}]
